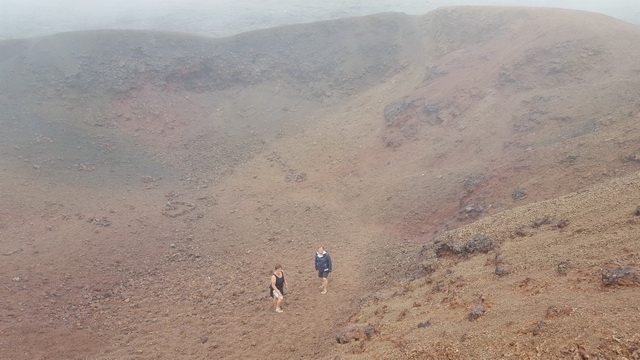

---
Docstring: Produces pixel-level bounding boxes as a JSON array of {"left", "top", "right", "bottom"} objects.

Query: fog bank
[{"left": 1, "top": 0, "right": 638, "bottom": 39}]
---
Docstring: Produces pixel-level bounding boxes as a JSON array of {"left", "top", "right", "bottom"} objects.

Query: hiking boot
[
  {"left": 275, "top": 308, "right": 283, "bottom": 313},
  {"left": 320, "top": 289, "right": 327, "bottom": 294}
]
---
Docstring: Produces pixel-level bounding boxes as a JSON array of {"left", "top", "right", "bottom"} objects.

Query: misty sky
[{"left": 1, "top": 0, "right": 639, "bottom": 39}]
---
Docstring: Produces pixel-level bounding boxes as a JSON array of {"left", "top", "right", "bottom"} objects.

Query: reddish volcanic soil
[{"left": 1, "top": 6, "right": 639, "bottom": 360}]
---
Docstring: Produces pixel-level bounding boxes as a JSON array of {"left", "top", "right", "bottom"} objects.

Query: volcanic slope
[{"left": 0, "top": 6, "right": 639, "bottom": 360}]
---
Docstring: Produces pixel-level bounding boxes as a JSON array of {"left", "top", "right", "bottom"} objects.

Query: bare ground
[{"left": 1, "top": 6, "right": 639, "bottom": 360}]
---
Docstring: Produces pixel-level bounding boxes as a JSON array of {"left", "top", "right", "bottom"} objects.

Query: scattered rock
[
  {"left": 545, "top": 305, "right": 572, "bottom": 319},
  {"left": 622, "top": 154, "right": 640, "bottom": 163},
  {"left": 199, "top": 337, "right": 208, "bottom": 344},
  {"left": 532, "top": 216, "right": 553, "bottom": 228},
  {"left": 635, "top": 206, "right": 640, "bottom": 216},
  {"left": 529, "top": 320, "right": 546, "bottom": 335},
  {"left": 512, "top": 188, "right": 527, "bottom": 200},
  {"left": 464, "top": 236, "right": 494, "bottom": 254},
  {"left": 141, "top": 175, "right": 160, "bottom": 183},
  {"left": 495, "top": 265, "right": 511, "bottom": 276},
  {"left": 383, "top": 136, "right": 401, "bottom": 148},
  {"left": 336, "top": 333, "right": 351, "bottom": 344},
  {"left": 88, "top": 216, "right": 111, "bottom": 227},
  {"left": 397, "top": 308, "right": 410, "bottom": 320},
  {"left": 560, "top": 154, "right": 579, "bottom": 163},
  {"left": 556, "top": 218, "right": 570, "bottom": 228},
  {"left": 363, "top": 327, "right": 376, "bottom": 338},
  {"left": 466, "top": 306, "right": 486, "bottom": 321},
  {"left": 285, "top": 170, "right": 307, "bottom": 182},
  {"left": 463, "top": 204, "right": 483, "bottom": 214},
  {"left": 417, "top": 320, "right": 431, "bottom": 328},
  {"left": 457, "top": 203, "right": 485, "bottom": 220},
  {"left": 433, "top": 241, "right": 456, "bottom": 257},
  {"left": 161, "top": 201, "right": 196, "bottom": 218},
  {"left": 556, "top": 261, "right": 571, "bottom": 275},
  {"left": 419, "top": 261, "right": 436, "bottom": 275},
  {"left": 434, "top": 235, "right": 494, "bottom": 258},
  {"left": 383, "top": 98, "right": 413, "bottom": 127},
  {"left": 513, "top": 227, "right": 527, "bottom": 237},
  {"left": 601, "top": 266, "right": 640, "bottom": 286}
]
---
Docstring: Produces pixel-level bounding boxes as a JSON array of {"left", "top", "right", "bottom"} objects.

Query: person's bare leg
[
  {"left": 321, "top": 278, "right": 328, "bottom": 294},
  {"left": 276, "top": 297, "right": 284, "bottom": 311}
]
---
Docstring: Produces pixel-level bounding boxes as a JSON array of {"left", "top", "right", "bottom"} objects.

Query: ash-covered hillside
[{"left": 0, "top": 6, "right": 639, "bottom": 360}]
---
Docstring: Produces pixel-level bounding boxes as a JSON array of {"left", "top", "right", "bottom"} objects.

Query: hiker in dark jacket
[{"left": 315, "top": 246, "right": 332, "bottom": 294}]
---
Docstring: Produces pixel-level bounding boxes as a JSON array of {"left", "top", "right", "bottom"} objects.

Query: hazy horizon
[{"left": 1, "top": 0, "right": 639, "bottom": 40}]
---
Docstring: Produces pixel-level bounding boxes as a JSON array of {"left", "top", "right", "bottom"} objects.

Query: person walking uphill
[
  {"left": 270, "top": 264, "right": 288, "bottom": 313},
  {"left": 315, "top": 246, "right": 332, "bottom": 294}
]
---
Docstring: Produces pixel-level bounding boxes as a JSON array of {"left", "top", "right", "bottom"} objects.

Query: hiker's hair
[{"left": 274, "top": 264, "right": 282, "bottom": 270}]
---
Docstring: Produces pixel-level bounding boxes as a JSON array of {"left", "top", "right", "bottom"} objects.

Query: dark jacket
[{"left": 315, "top": 251, "right": 332, "bottom": 272}]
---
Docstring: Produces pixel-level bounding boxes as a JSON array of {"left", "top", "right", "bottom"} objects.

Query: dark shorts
[
  {"left": 318, "top": 270, "right": 330, "bottom": 279},
  {"left": 269, "top": 286, "right": 284, "bottom": 298}
]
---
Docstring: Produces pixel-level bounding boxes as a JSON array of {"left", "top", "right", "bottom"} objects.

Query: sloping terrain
[
  {"left": 0, "top": 6, "right": 639, "bottom": 360},
  {"left": 337, "top": 172, "right": 640, "bottom": 359}
]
